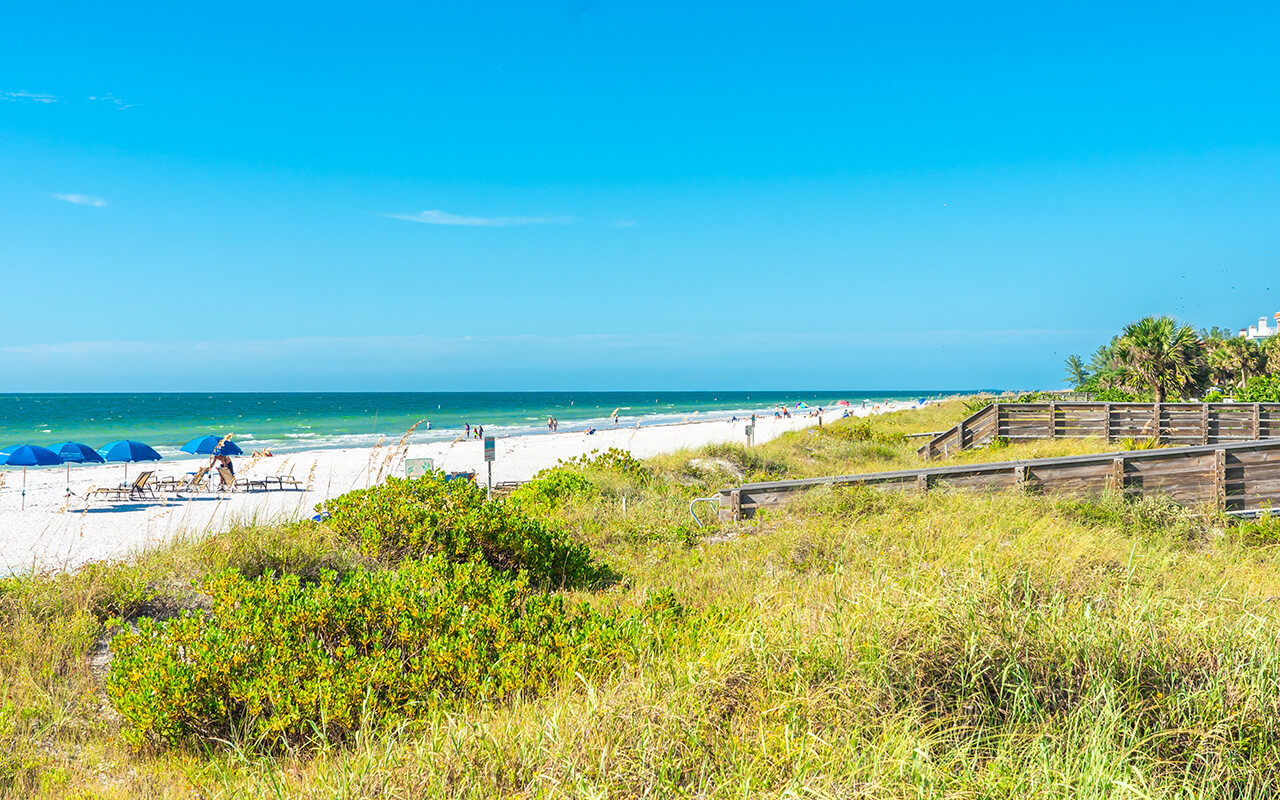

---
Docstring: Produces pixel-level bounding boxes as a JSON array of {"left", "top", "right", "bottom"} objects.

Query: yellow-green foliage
[
  {"left": 106, "top": 558, "right": 694, "bottom": 751},
  {"left": 320, "top": 472, "right": 598, "bottom": 588}
]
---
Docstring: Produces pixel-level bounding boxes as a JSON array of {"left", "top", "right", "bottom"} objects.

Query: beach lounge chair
[
  {"left": 158, "top": 467, "right": 210, "bottom": 494},
  {"left": 237, "top": 475, "right": 268, "bottom": 492},
  {"left": 85, "top": 484, "right": 128, "bottom": 502},
  {"left": 265, "top": 469, "right": 304, "bottom": 491},
  {"left": 86, "top": 471, "right": 157, "bottom": 502},
  {"left": 218, "top": 467, "right": 267, "bottom": 492},
  {"left": 126, "top": 471, "right": 158, "bottom": 500}
]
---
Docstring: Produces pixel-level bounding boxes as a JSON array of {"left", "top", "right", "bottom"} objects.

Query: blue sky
[{"left": 2, "top": 1, "right": 1278, "bottom": 391}]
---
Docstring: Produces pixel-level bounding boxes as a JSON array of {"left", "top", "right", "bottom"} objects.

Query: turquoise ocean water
[{"left": 0, "top": 391, "right": 953, "bottom": 459}]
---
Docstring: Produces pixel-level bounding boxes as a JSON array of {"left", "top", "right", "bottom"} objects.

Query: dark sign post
[{"left": 483, "top": 436, "right": 496, "bottom": 497}]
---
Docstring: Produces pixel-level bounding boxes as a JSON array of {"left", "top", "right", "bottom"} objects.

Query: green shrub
[
  {"left": 319, "top": 474, "right": 597, "bottom": 588},
  {"left": 107, "top": 559, "right": 693, "bottom": 750},
  {"left": 508, "top": 468, "right": 594, "bottom": 509},
  {"left": 964, "top": 396, "right": 999, "bottom": 414},
  {"left": 1092, "top": 387, "right": 1141, "bottom": 402},
  {"left": 1234, "top": 376, "right": 1280, "bottom": 403},
  {"left": 556, "top": 448, "right": 652, "bottom": 481}
]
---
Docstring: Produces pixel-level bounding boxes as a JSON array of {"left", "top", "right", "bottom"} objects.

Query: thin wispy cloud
[
  {"left": 0, "top": 90, "right": 57, "bottom": 104},
  {"left": 50, "top": 193, "right": 107, "bottom": 207},
  {"left": 385, "top": 209, "right": 574, "bottom": 227},
  {"left": 88, "top": 92, "right": 137, "bottom": 110}
]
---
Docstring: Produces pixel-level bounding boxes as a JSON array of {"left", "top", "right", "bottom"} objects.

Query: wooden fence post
[
  {"left": 1153, "top": 402, "right": 1162, "bottom": 441},
  {"left": 1254, "top": 404, "right": 1262, "bottom": 440},
  {"left": 956, "top": 420, "right": 966, "bottom": 454},
  {"left": 1014, "top": 465, "right": 1028, "bottom": 492},
  {"left": 730, "top": 489, "right": 741, "bottom": 522},
  {"left": 1104, "top": 403, "right": 1112, "bottom": 443},
  {"left": 1214, "top": 449, "right": 1227, "bottom": 510},
  {"left": 916, "top": 473, "right": 929, "bottom": 492},
  {"left": 1201, "top": 403, "right": 1210, "bottom": 445},
  {"left": 1110, "top": 456, "right": 1126, "bottom": 494},
  {"left": 1048, "top": 401, "right": 1057, "bottom": 439}
]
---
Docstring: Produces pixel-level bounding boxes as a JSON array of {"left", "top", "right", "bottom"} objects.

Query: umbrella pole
[{"left": 21, "top": 467, "right": 26, "bottom": 511}]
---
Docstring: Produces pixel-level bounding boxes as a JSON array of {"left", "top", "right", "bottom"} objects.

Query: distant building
[{"left": 1240, "top": 313, "right": 1280, "bottom": 341}]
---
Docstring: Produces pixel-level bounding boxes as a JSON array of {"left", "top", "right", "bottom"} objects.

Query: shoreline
[{"left": 0, "top": 400, "right": 920, "bottom": 574}]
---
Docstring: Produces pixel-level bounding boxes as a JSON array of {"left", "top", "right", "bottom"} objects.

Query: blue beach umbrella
[
  {"left": 97, "top": 440, "right": 162, "bottom": 481},
  {"left": 50, "top": 442, "right": 106, "bottom": 494},
  {"left": 2, "top": 444, "right": 64, "bottom": 509},
  {"left": 180, "top": 435, "right": 244, "bottom": 456}
]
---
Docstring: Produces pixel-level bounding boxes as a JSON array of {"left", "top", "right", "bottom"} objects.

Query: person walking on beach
[
  {"left": 548, "top": 416, "right": 554, "bottom": 432},
  {"left": 477, "top": 425, "right": 484, "bottom": 439},
  {"left": 465, "top": 423, "right": 470, "bottom": 438}
]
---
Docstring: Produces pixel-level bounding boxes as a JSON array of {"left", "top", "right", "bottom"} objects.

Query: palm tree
[
  {"left": 1113, "top": 316, "right": 1204, "bottom": 402},
  {"left": 1063, "top": 354, "right": 1089, "bottom": 388},
  {"left": 1260, "top": 335, "right": 1280, "bottom": 377},
  {"left": 1211, "top": 336, "right": 1262, "bottom": 388},
  {"left": 1199, "top": 326, "right": 1234, "bottom": 343}
]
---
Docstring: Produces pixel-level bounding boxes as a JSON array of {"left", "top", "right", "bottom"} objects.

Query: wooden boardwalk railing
[
  {"left": 716, "top": 438, "right": 1280, "bottom": 521},
  {"left": 919, "top": 402, "right": 1280, "bottom": 460}
]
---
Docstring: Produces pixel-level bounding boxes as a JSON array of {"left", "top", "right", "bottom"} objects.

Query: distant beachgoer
[
  {"left": 548, "top": 416, "right": 554, "bottom": 432},
  {"left": 465, "top": 423, "right": 471, "bottom": 437},
  {"left": 477, "top": 425, "right": 484, "bottom": 439},
  {"left": 586, "top": 427, "right": 596, "bottom": 435},
  {"left": 425, "top": 421, "right": 431, "bottom": 430}
]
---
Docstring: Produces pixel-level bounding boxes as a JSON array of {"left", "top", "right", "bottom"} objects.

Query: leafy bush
[
  {"left": 107, "top": 559, "right": 692, "bottom": 750},
  {"left": 508, "top": 468, "right": 594, "bottom": 509},
  {"left": 1234, "top": 376, "right": 1280, "bottom": 403},
  {"left": 1091, "top": 387, "right": 1141, "bottom": 402},
  {"left": 319, "top": 474, "right": 597, "bottom": 588},
  {"left": 556, "top": 448, "right": 652, "bottom": 481},
  {"left": 964, "top": 396, "right": 999, "bottom": 414}
]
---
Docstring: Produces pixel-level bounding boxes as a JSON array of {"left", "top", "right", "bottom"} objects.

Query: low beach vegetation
[{"left": 5, "top": 403, "right": 1280, "bottom": 797}]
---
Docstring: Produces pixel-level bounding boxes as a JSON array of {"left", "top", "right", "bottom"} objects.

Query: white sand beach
[{"left": 0, "top": 402, "right": 917, "bottom": 573}]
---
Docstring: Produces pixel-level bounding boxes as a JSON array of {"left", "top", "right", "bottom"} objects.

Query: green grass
[{"left": 5, "top": 402, "right": 1276, "bottom": 798}]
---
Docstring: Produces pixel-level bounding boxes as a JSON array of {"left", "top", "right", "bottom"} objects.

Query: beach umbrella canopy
[
  {"left": 794, "top": 402, "right": 810, "bottom": 409},
  {"left": 180, "top": 435, "right": 243, "bottom": 456},
  {"left": 1, "top": 444, "right": 63, "bottom": 510},
  {"left": 51, "top": 442, "right": 106, "bottom": 464},
  {"left": 2, "top": 445, "right": 63, "bottom": 467},
  {"left": 98, "top": 440, "right": 162, "bottom": 481},
  {"left": 98, "top": 440, "right": 163, "bottom": 463},
  {"left": 50, "top": 442, "right": 106, "bottom": 495}
]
